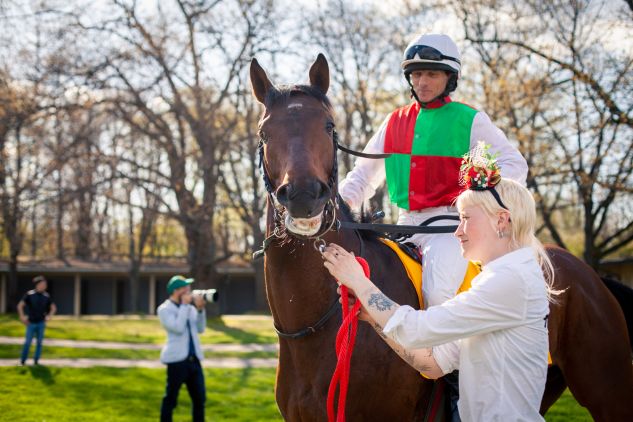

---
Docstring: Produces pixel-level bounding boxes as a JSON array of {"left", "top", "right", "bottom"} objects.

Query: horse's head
[{"left": 250, "top": 54, "right": 337, "bottom": 237}]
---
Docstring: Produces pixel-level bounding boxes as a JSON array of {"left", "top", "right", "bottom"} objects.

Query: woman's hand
[
  {"left": 322, "top": 243, "right": 368, "bottom": 295},
  {"left": 337, "top": 286, "right": 375, "bottom": 323}
]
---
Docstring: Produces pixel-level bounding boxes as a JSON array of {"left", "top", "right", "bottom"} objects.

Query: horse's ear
[
  {"left": 309, "top": 53, "right": 329, "bottom": 95},
  {"left": 250, "top": 58, "right": 273, "bottom": 104}
]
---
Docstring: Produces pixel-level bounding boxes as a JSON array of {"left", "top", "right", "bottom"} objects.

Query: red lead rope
[{"left": 327, "top": 257, "right": 370, "bottom": 422}]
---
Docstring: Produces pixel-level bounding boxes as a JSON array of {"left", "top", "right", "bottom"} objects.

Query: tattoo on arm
[
  {"left": 367, "top": 293, "right": 395, "bottom": 311},
  {"left": 371, "top": 321, "right": 432, "bottom": 372}
]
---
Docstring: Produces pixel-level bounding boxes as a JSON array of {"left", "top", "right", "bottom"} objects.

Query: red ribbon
[{"left": 327, "top": 257, "right": 370, "bottom": 422}]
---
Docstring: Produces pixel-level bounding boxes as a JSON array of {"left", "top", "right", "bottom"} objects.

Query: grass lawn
[
  {"left": 545, "top": 390, "right": 592, "bottom": 421},
  {"left": 0, "top": 365, "right": 590, "bottom": 421},
  {"left": 0, "top": 366, "right": 282, "bottom": 421},
  {"left": 0, "top": 314, "right": 593, "bottom": 420},
  {"left": 0, "top": 314, "right": 277, "bottom": 344}
]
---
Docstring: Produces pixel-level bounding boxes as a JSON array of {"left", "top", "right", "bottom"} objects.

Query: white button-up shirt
[{"left": 383, "top": 247, "right": 549, "bottom": 421}]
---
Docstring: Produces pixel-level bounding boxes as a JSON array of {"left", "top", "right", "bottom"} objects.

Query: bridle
[{"left": 256, "top": 107, "right": 391, "bottom": 260}]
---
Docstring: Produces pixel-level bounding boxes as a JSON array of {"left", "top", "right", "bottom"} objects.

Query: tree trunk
[
  {"left": 56, "top": 171, "right": 65, "bottom": 260},
  {"left": 7, "top": 253, "right": 19, "bottom": 312},
  {"left": 128, "top": 259, "right": 141, "bottom": 313},
  {"left": 583, "top": 202, "right": 598, "bottom": 269},
  {"left": 74, "top": 190, "right": 93, "bottom": 259},
  {"left": 187, "top": 226, "right": 219, "bottom": 288}
]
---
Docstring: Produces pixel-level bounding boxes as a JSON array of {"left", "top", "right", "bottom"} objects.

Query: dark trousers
[
  {"left": 160, "top": 356, "right": 206, "bottom": 422},
  {"left": 444, "top": 370, "right": 461, "bottom": 422}
]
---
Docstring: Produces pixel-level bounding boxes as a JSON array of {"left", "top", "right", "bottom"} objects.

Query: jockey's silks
[{"left": 383, "top": 97, "right": 478, "bottom": 210}]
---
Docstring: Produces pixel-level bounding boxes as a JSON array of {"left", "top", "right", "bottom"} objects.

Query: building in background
[{"left": 0, "top": 257, "right": 259, "bottom": 316}]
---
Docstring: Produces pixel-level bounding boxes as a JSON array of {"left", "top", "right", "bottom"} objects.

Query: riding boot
[{"left": 443, "top": 370, "right": 461, "bottom": 422}]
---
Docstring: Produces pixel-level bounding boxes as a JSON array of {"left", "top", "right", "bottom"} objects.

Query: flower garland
[{"left": 460, "top": 141, "right": 502, "bottom": 190}]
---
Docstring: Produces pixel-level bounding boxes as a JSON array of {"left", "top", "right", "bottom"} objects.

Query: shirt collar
[
  {"left": 421, "top": 96, "right": 451, "bottom": 109},
  {"left": 483, "top": 247, "right": 535, "bottom": 272}
]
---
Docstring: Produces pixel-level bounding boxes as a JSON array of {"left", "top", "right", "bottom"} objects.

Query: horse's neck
[
  {"left": 263, "top": 205, "right": 358, "bottom": 335},
  {"left": 264, "top": 237, "right": 337, "bottom": 333}
]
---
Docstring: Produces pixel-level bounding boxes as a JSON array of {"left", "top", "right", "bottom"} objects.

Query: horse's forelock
[{"left": 264, "top": 84, "right": 332, "bottom": 112}]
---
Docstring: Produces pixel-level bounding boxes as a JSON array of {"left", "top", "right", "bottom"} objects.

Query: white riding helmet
[{"left": 401, "top": 34, "right": 461, "bottom": 78}]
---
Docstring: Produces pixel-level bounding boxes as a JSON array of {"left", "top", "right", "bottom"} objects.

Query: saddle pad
[
  {"left": 380, "top": 238, "right": 424, "bottom": 308},
  {"left": 380, "top": 238, "right": 480, "bottom": 310}
]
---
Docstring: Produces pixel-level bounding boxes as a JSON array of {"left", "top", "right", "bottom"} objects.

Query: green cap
[{"left": 167, "top": 275, "right": 194, "bottom": 295}]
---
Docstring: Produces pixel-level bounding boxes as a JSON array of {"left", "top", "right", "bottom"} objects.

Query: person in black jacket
[{"left": 17, "top": 275, "right": 56, "bottom": 365}]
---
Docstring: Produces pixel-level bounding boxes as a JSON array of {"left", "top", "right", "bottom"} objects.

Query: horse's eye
[{"left": 326, "top": 122, "right": 335, "bottom": 134}]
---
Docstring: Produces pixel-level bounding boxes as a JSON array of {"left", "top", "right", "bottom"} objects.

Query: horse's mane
[
  {"left": 336, "top": 195, "right": 381, "bottom": 241},
  {"left": 264, "top": 84, "right": 333, "bottom": 112}
]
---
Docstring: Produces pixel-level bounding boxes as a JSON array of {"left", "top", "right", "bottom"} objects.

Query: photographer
[{"left": 158, "top": 275, "right": 207, "bottom": 422}]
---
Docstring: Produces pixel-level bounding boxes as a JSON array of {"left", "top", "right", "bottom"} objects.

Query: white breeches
[{"left": 398, "top": 207, "right": 469, "bottom": 308}]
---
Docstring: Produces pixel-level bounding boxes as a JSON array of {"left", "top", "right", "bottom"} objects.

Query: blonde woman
[{"left": 322, "top": 146, "right": 553, "bottom": 421}]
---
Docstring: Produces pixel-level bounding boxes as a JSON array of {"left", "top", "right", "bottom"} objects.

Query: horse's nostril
[
  {"left": 276, "top": 184, "right": 291, "bottom": 204},
  {"left": 317, "top": 181, "right": 330, "bottom": 200}
]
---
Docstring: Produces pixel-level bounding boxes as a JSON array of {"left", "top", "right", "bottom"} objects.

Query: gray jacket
[{"left": 157, "top": 299, "right": 206, "bottom": 364}]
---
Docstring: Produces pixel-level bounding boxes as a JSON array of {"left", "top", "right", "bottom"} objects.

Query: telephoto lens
[{"left": 192, "top": 289, "right": 219, "bottom": 303}]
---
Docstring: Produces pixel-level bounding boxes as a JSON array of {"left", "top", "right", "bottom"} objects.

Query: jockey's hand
[{"left": 322, "top": 243, "right": 368, "bottom": 294}]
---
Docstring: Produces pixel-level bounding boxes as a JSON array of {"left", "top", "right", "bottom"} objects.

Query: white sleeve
[
  {"left": 338, "top": 116, "right": 389, "bottom": 210},
  {"left": 470, "top": 112, "right": 528, "bottom": 186},
  {"left": 382, "top": 269, "right": 528, "bottom": 349},
  {"left": 432, "top": 341, "right": 460, "bottom": 375}
]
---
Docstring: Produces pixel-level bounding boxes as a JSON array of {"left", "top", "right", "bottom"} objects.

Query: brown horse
[{"left": 250, "top": 54, "right": 633, "bottom": 421}]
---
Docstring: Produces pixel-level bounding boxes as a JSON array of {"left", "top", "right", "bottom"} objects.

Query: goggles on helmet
[{"left": 404, "top": 45, "right": 461, "bottom": 65}]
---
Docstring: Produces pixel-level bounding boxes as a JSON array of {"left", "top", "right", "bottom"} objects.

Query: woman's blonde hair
[{"left": 456, "top": 179, "right": 560, "bottom": 300}]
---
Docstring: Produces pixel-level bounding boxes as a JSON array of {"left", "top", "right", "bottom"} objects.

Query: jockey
[{"left": 339, "top": 33, "right": 528, "bottom": 309}]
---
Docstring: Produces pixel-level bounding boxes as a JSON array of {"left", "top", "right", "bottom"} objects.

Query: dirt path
[{"left": 0, "top": 357, "right": 277, "bottom": 368}]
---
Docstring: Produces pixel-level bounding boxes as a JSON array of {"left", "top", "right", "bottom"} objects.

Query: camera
[{"left": 192, "top": 289, "right": 219, "bottom": 303}]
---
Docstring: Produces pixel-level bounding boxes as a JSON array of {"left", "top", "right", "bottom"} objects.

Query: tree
[
  {"left": 75, "top": 0, "right": 279, "bottom": 287},
  {"left": 454, "top": 0, "right": 633, "bottom": 267},
  {"left": 0, "top": 71, "right": 42, "bottom": 309}
]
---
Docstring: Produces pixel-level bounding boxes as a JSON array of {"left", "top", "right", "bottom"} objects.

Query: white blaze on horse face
[{"left": 287, "top": 103, "right": 303, "bottom": 109}]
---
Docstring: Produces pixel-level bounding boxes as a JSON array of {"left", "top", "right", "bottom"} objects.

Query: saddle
[{"left": 380, "top": 238, "right": 481, "bottom": 309}]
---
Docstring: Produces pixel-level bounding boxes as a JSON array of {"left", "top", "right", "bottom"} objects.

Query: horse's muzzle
[{"left": 276, "top": 180, "right": 331, "bottom": 219}]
